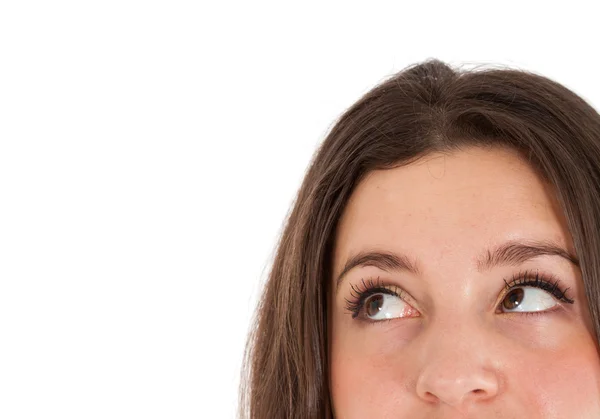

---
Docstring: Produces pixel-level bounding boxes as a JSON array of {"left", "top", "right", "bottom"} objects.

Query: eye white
[
  {"left": 365, "top": 293, "right": 409, "bottom": 320},
  {"left": 502, "top": 287, "right": 558, "bottom": 312}
]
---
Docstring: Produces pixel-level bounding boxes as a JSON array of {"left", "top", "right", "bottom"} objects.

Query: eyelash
[
  {"left": 344, "top": 269, "right": 574, "bottom": 320},
  {"left": 344, "top": 276, "right": 404, "bottom": 319}
]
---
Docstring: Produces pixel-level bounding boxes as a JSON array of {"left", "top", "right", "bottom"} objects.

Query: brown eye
[
  {"left": 365, "top": 294, "right": 384, "bottom": 317},
  {"left": 502, "top": 288, "right": 524, "bottom": 310},
  {"left": 499, "top": 285, "right": 560, "bottom": 313},
  {"left": 361, "top": 292, "right": 419, "bottom": 320}
]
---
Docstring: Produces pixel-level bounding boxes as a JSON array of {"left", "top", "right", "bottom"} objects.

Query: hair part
[{"left": 239, "top": 58, "right": 600, "bottom": 418}]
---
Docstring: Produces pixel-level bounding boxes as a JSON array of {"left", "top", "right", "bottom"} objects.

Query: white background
[{"left": 1, "top": 1, "right": 599, "bottom": 418}]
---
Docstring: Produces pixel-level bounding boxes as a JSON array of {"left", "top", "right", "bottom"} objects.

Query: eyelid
[
  {"left": 344, "top": 276, "right": 418, "bottom": 319},
  {"left": 345, "top": 269, "right": 574, "bottom": 321},
  {"left": 494, "top": 268, "right": 574, "bottom": 312}
]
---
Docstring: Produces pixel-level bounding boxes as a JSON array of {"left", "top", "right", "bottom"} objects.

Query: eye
[
  {"left": 500, "top": 286, "right": 557, "bottom": 313},
  {"left": 363, "top": 292, "right": 416, "bottom": 320},
  {"left": 345, "top": 277, "right": 420, "bottom": 321},
  {"left": 499, "top": 269, "right": 574, "bottom": 314}
]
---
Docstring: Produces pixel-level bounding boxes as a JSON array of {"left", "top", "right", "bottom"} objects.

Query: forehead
[{"left": 333, "top": 146, "right": 572, "bottom": 276}]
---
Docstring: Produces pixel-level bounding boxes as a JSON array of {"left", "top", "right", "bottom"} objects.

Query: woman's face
[{"left": 329, "top": 146, "right": 600, "bottom": 418}]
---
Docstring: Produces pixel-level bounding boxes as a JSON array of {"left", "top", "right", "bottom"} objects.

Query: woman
[{"left": 239, "top": 59, "right": 600, "bottom": 418}]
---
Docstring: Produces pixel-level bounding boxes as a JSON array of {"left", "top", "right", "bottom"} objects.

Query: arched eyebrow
[{"left": 335, "top": 239, "right": 580, "bottom": 291}]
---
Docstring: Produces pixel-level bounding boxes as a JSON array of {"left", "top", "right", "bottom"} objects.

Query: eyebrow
[{"left": 335, "top": 239, "right": 580, "bottom": 290}]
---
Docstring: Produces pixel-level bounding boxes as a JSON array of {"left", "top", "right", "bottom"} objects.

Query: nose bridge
[{"left": 415, "top": 312, "right": 501, "bottom": 409}]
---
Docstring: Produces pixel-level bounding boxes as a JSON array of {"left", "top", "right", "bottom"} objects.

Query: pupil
[
  {"left": 366, "top": 294, "right": 384, "bottom": 317},
  {"left": 503, "top": 288, "right": 524, "bottom": 310}
]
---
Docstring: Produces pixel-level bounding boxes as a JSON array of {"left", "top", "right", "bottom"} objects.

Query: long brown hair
[{"left": 239, "top": 59, "right": 600, "bottom": 418}]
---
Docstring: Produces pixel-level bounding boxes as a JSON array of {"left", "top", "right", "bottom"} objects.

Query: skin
[{"left": 329, "top": 146, "right": 600, "bottom": 418}]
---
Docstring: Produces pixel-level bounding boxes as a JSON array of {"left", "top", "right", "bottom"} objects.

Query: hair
[{"left": 239, "top": 58, "right": 600, "bottom": 418}]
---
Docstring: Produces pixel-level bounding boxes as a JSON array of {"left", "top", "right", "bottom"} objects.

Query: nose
[
  {"left": 416, "top": 366, "right": 499, "bottom": 407},
  {"left": 415, "top": 323, "right": 501, "bottom": 409}
]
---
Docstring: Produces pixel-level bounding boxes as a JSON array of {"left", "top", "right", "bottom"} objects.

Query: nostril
[
  {"left": 416, "top": 369, "right": 500, "bottom": 406},
  {"left": 423, "top": 391, "right": 439, "bottom": 403}
]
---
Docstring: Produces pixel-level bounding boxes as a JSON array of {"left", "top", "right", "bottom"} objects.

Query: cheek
[
  {"left": 525, "top": 338, "right": 600, "bottom": 416},
  {"left": 330, "top": 322, "right": 418, "bottom": 418},
  {"left": 330, "top": 348, "right": 411, "bottom": 418}
]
